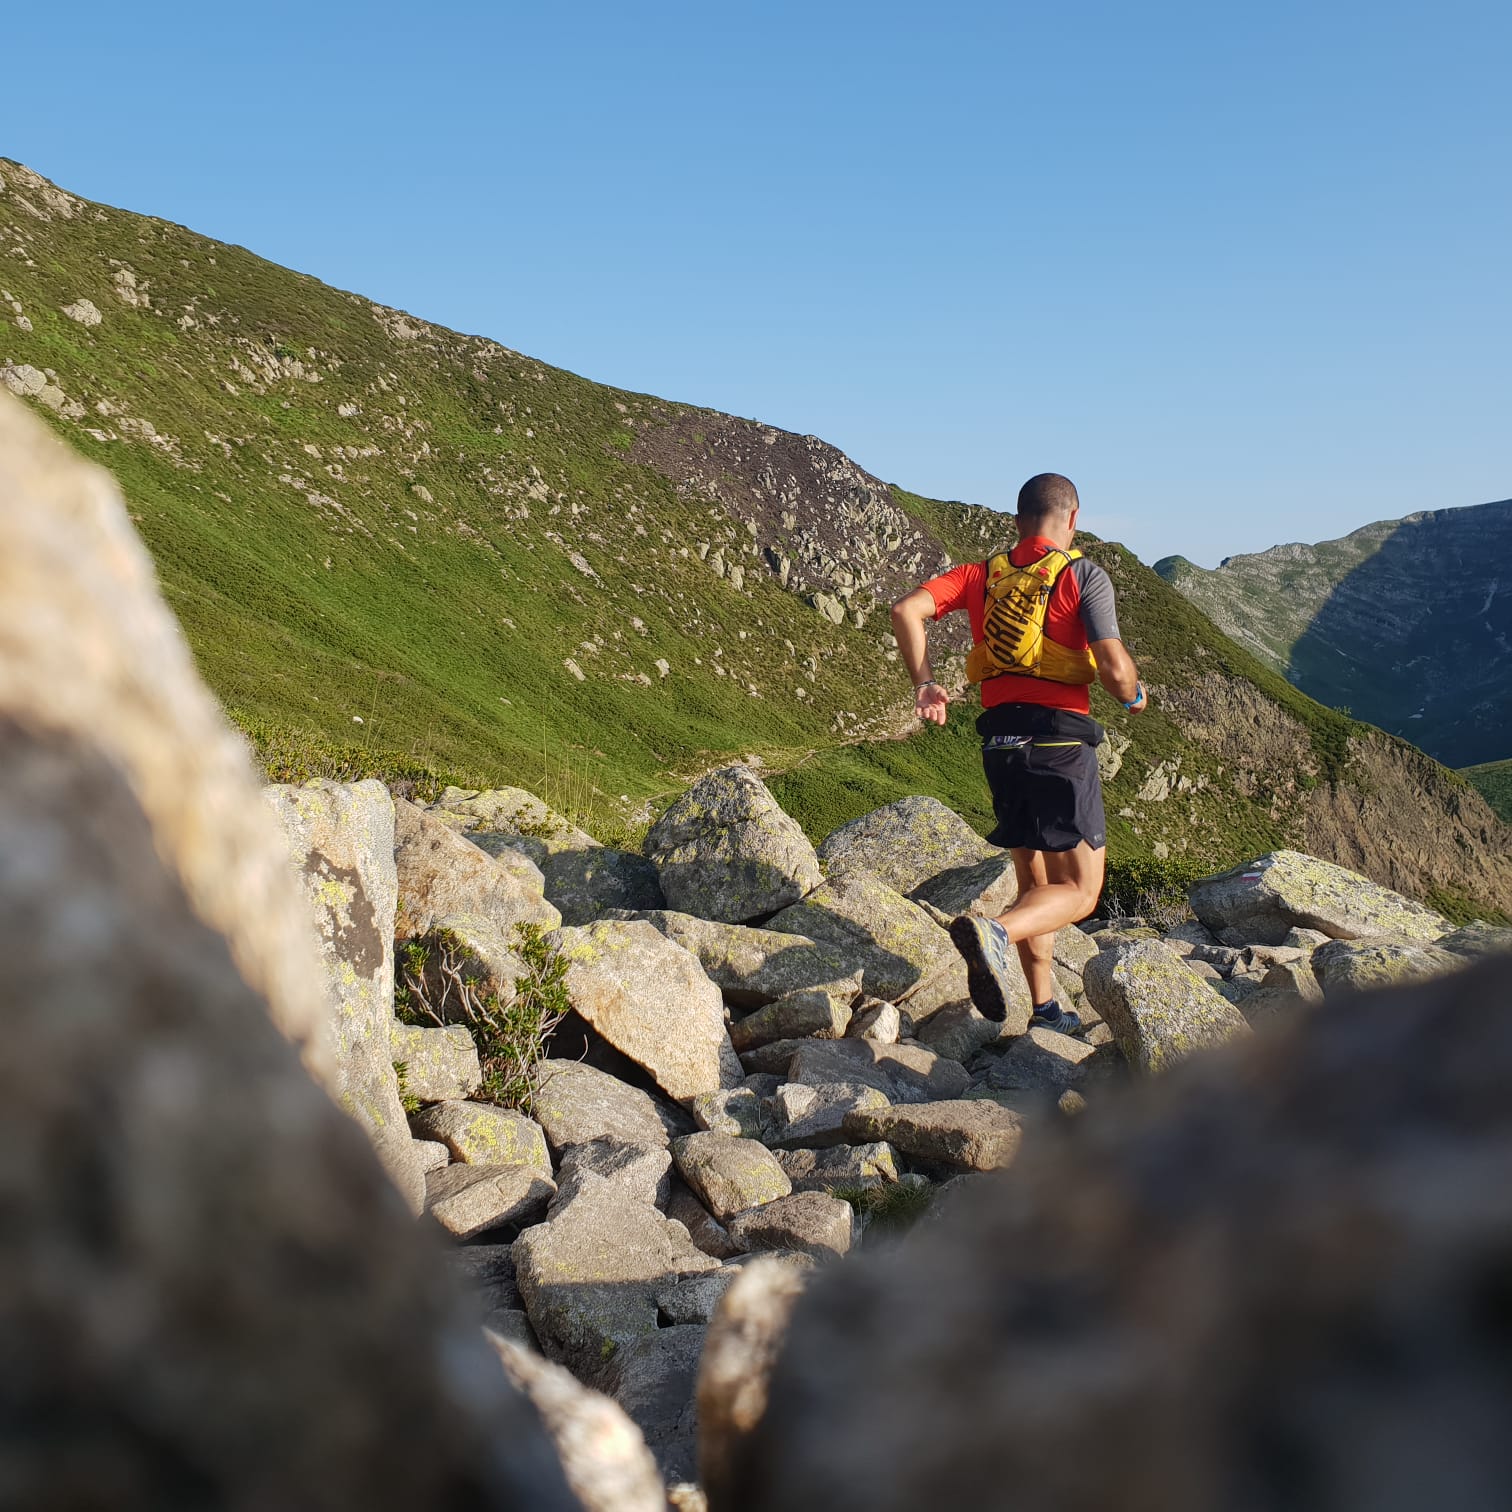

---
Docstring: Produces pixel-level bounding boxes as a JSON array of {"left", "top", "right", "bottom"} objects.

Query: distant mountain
[
  {"left": 1155, "top": 502, "right": 1512, "bottom": 769},
  {"left": 2, "top": 158, "right": 1509, "bottom": 920}
]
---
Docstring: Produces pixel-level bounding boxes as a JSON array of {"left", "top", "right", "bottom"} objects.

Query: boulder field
[{"left": 274, "top": 757, "right": 1511, "bottom": 1505}]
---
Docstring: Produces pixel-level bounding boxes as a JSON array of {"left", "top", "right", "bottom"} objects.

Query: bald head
[{"left": 1017, "top": 473, "right": 1080, "bottom": 534}]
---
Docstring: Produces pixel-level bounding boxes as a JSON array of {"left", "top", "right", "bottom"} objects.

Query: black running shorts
[{"left": 982, "top": 736, "right": 1107, "bottom": 853}]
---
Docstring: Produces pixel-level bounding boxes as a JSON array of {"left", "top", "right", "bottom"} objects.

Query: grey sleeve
[{"left": 1071, "top": 560, "right": 1121, "bottom": 643}]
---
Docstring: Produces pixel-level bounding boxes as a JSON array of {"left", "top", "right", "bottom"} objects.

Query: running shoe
[
  {"left": 1031, "top": 1000, "right": 1084, "bottom": 1036},
  {"left": 947, "top": 914, "right": 1017, "bottom": 1023}
]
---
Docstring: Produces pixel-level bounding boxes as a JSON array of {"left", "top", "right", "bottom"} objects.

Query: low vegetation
[
  {"left": 395, "top": 923, "right": 571, "bottom": 1113},
  {"left": 1463, "top": 759, "right": 1512, "bottom": 823}
]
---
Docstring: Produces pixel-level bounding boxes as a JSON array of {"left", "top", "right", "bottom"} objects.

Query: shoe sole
[{"left": 948, "top": 916, "right": 1009, "bottom": 1024}]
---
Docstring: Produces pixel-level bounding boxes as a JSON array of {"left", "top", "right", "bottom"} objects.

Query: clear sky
[{"left": 6, "top": 0, "right": 1509, "bottom": 565}]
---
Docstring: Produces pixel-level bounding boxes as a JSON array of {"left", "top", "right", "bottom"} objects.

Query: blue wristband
[{"left": 1122, "top": 681, "right": 1144, "bottom": 710}]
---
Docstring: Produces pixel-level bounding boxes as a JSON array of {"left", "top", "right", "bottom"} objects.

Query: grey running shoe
[
  {"left": 947, "top": 914, "right": 1017, "bottom": 1023},
  {"left": 1031, "top": 1001, "right": 1084, "bottom": 1036}
]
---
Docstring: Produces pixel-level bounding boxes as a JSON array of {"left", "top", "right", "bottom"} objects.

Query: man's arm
[
  {"left": 890, "top": 587, "right": 950, "bottom": 726},
  {"left": 1090, "top": 637, "right": 1146, "bottom": 711},
  {"left": 1075, "top": 560, "right": 1145, "bottom": 712}
]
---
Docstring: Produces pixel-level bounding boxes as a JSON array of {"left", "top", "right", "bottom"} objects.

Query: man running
[{"left": 889, "top": 472, "right": 1145, "bottom": 1033}]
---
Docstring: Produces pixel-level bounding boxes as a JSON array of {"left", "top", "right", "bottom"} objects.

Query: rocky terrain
[
  {"left": 1156, "top": 499, "right": 1512, "bottom": 768},
  {"left": 260, "top": 753, "right": 1512, "bottom": 1506},
  {"left": 2, "top": 158, "right": 1509, "bottom": 924},
  {"left": 9, "top": 392, "right": 1512, "bottom": 1508}
]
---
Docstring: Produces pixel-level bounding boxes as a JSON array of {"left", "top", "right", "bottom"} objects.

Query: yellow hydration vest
[{"left": 963, "top": 548, "right": 1099, "bottom": 687}]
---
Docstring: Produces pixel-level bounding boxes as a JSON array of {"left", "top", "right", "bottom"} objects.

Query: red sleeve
[{"left": 919, "top": 561, "right": 982, "bottom": 621}]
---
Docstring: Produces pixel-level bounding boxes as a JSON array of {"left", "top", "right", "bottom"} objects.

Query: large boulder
[
  {"left": 628, "top": 910, "right": 858, "bottom": 1006},
  {"left": 775, "top": 1142, "right": 899, "bottom": 1193},
  {"left": 1083, "top": 939, "right": 1251, "bottom": 1073},
  {"left": 915, "top": 999, "right": 1020, "bottom": 1062},
  {"left": 840, "top": 1101, "right": 1025, "bottom": 1173},
  {"left": 643, "top": 765, "right": 823, "bottom": 923},
  {"left": 728, "top": 982, "right": 856, "bottom": 1052},
  {"left": 1311, "top": 937, "right": 1463, "bottom": 994},
  {"left": 725, "top": 1192, "right": 855, "bottom": 1262},
  {"left": 531, "top": 1059, "right": 677, "bottom": 1152},
  {"left": 393, "top": 800, "right": 562, "bottom": 1010},
  {"left": 0, "top": 392, "right": 328, "bottom": 1075},
  {"left": 410, "top": 1100, "right": 552, "bottom": 1174},
  {"left": 423, "top": 1163, "right": 556, "bottom": 1239},
  {"left": 766, "top": 871, "right": 956, "bottom": 1001},
  {"left": 816, "top": 797, "right": 998, "bottom": 894},
  {"left": 782, "top": 1038, "right": 971, "bottom": 1105},
  {"left": 395, "top": 796, "right": 561, "bottom": 940},
  {"left": 762, "top": 1082, "right": 892, "bottom": 1150},
  {"left": 539, "top": 848, "right": 667, "bottom": 927},
  {"left": 715, "top": 958, "right": 1512, "bottom": 1512},
  {"left": 1189, "top": 850, "right": 1450, "bottom": 946},
  {"left": 908, "top": 852, "right": 1019, "bottom": 920},
  {"left": 692, "top": 1087, "right": 767, "bottom": 1139},
  {"left": 430, "top": 785, "right": 600, "bottom": 861},
  {"left": 515, "top": 1172, "right": 719, "bottom": 1382},
  {"left": 390, "top": 1020, "right": 483, "bottom": 1102},
  {"left": 550, "top": 1138, "right": 673, "bottom": 1210},
  {"left": 985, "top": 1025, "right": 1098, "bottom": 1092},
  {"left": 557, "top": 920, "right": 739, "bottom": 1101},
  {"left": 0, "top": 499, "right": 577, "bottom": 1511},
  {"left": 265, "top": 779, "right": 424, "bottom": 1211},
  {"left": 1435, "top": 923, "right": 1512, "bottom": 962},
  {"left": 673, "top": 1132, "right": 793, "bottom": 1220},
  {"left": 430, "top": 786, "right": 666, "bottom": 927}
]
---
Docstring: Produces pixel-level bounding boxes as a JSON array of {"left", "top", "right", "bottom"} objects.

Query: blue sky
[{"left": 6, "top": 0, "right": 1509, "bottom": 565}]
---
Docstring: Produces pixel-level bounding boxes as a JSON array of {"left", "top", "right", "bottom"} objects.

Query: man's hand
[
  {"left": 1090, "top": 637, "right": 1146, "bottom": 713},
  {"left": 915, "top": 682, "right": 949, "bottom": 725}
]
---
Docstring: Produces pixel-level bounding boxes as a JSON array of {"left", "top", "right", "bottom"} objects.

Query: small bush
[
  {"left": 1100, "top": 856, "right": 1206, "bottom": 923},
  {"left": 392, "top": 1059, "right": 421, "bottom": 1116},
  {"left": 833, "top": 1179, "right": 935, "bottom": 1237},
  {"left": 395, "top": 923, "right": 571, "bottom": 1114}
]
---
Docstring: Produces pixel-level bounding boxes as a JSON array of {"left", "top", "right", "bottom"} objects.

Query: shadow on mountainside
[{"left": 1286, "top": 501, "right": 1512, "bottom": 768}]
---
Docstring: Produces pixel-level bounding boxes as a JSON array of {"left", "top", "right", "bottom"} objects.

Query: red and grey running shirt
[{"left": 920, "top": 535, "right": 1122, "bottom": 714}]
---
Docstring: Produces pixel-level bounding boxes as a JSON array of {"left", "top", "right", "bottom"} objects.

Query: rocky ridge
[{"left": 1156, "top": 499, "right": 1512, "bottom": 768}]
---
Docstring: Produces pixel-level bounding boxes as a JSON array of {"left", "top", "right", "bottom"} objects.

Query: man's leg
[
  {"left": 994, "top": 841, "right": 1105, "bottom": 945},
  {"left": 1009, "top": 847, "right": 1056, "bottom": 1006}
]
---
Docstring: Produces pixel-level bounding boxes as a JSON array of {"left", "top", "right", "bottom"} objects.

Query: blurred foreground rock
[
  {"left": 713, "top": 956, "right": 1512, "bottom": 1511},
  {"left": 0, "top": 390, "right": 328, "bottom": 1070},
  {"left": 0, "top": 720, "right": 576, "bottom": 1508}
]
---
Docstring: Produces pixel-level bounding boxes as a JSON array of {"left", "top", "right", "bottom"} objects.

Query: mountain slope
[
  {"left": 1155, "top": 501, "right": 1512, "bottom": 768},
  {"left": 1464, "top": 759, "right": 1512, "bottom": 823},
  {"left": 3, "top": 159, "right": 1509, "bottom": 919}
]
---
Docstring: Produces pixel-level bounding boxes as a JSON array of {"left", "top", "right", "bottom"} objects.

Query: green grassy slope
[
  {"left": 1463, "top": 760, "right": 1512, "bottom": 823},
  {"left": 3, "top": 159, "right": 1507, "bottom": 916},
  {"left": 0, "top": 160, "right": 910, "bottom": 838}
]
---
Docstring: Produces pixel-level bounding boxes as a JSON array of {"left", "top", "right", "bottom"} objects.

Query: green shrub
[
  {"left": 1100, "top": 855, "right": 1207, "bottom": 923},
  {"left": 394, "top": 923, "right": 571, "bottom": 1113}
]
